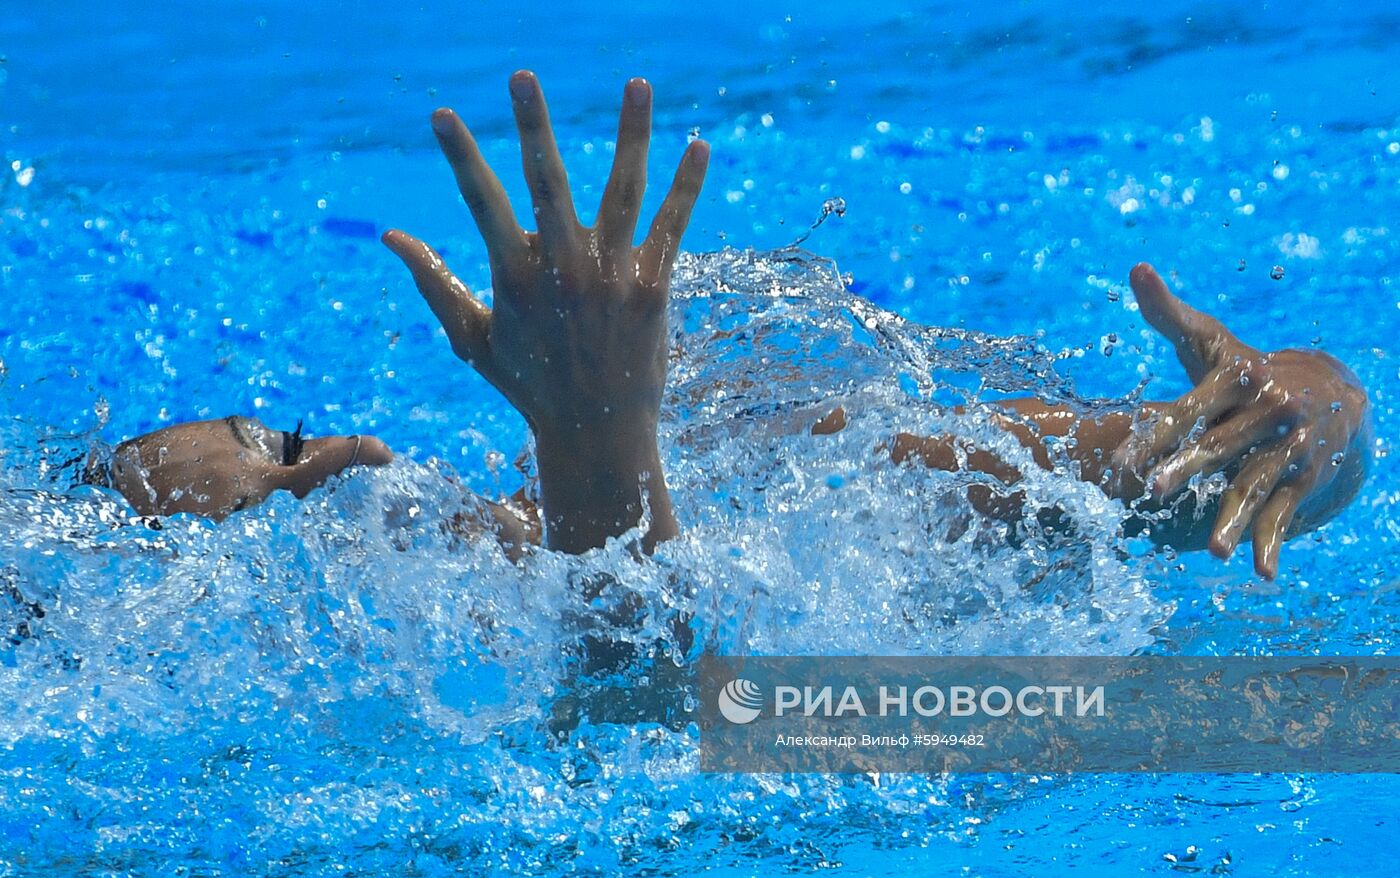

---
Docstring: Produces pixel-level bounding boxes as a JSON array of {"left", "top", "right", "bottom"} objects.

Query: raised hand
[
  {"left": 1113, "top": 263, "right": 1371, "bottom": 579},
  {"left": 383, "top": 71, "right": 709, "bottom": 554}
]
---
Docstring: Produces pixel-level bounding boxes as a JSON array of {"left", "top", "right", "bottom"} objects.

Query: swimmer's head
[{"left": 84, "top": 416, "right": 393, "bottom": 520}]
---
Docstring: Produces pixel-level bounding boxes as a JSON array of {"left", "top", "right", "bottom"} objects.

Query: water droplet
[
  {"left": 1238, "top": 373, "right": 1250, "bottom": 387},
  {"left": 1270, "top": 265, "right": 1286, "bottom": 280},
  {"left": 1330, "top": 401, "right": 1342, "bottom": 413},
  {"left": 1331, "top": 452, "right": 1346, "bottom": 466},
  {"left": 687, "top": 126, "right": 701, "bottom": 143}
]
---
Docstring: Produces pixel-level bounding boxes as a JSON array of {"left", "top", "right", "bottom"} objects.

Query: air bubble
[{"left": 1270, "top": 265, "right": 1286, "bottom": 280}]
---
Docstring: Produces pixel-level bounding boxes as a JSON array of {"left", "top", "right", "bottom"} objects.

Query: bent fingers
[
  {"left": 1147, "top": 406, "right": 1281, "bottom": 499},
  {"left": 1114, "top": 366, "right": 1242, "bottom": 483},
  {"left": 1252, "top": 481, "right": 1310, "bottom": 580},
  {"left": 1208, "top": 437, "right": 1308, "bottom": 558}
]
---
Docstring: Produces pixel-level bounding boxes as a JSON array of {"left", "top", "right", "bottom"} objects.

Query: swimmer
[
  {"left": 82, "top": 73, "right": 1367, "bottom": 582},
  {"left": 82, "top": 416, "right": 543, "bottom": 555}
]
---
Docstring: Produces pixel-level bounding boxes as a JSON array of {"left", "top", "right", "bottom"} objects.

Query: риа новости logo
[{"left": 718, "top": 678, "right": 763, "bottom": 724}]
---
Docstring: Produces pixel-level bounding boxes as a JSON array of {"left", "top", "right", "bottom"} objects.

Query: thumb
[
  {"left": 382, "top": 229, "right": 493, "bottom": 367},
  {"left": 1129, "top": 262, "right": 1251, "bottom": 384}
]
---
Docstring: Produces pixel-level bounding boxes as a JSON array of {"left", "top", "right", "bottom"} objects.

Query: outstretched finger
[
  {"left": 1129, "top": 263, "right": 1253, "bottom": 383},
  {"left": 381, "top": 229, "right": 492, "bottom": 367},
  {"left": 638, "top": 140, "right": 709, "bottom": 288},
  {"left": 596, "top": 78, "right": 652, "bottom": 257},
  {"left": 1146, "top": 405, "right": 1280, "bottom": 499},
  {"left": 430, "top": 108, "right": 527, "bottom": 262},
  {"left": 1252, "top": 481, "right": 1310, "bottom": 580},
  {"left": 1207, "top": 437, "right": 1307, "bottom": 558},
  {"left": 508, "top": 70, "right": 579, "bottom": 256}
]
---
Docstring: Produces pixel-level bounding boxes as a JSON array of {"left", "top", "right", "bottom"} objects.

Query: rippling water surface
[{"left": 2, "top": 1, "right": 1399, "bottom": 874}]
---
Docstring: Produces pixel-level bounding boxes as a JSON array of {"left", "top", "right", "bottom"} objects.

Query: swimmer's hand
[
  {"left": 1113, "top": 263, "right": 1371, "bottom": 579},
  {"left": 383, "top": 70, "right": 709, "bottom": 554}
]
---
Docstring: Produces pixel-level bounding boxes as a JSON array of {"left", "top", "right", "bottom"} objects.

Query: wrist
[
  {"left": 534, "top": 419, "right": 661, "bottom": 470},
  {"left": 533, "top": 423, "right": 674, "bottom": 553}
]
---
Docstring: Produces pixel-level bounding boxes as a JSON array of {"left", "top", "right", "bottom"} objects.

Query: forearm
[
  {"left": 886, "top": 400, "right": 1210, "bottom": 547},
  {"left": 932, "top": 399, "right": 1200, "bottom": 542},
  {"left": 840, "top": 398, "right": 1161, "bottom": 497},
  {"left": 535, "top": 427, "right": 677, "bottom": 554},
  {"left": 980, "top": 397, "right": 1166, "bottom": 499}
]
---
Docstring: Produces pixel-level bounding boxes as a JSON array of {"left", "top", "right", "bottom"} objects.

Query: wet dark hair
[{"left": 284, "top": 419, "right": 305, "bottom": 466}]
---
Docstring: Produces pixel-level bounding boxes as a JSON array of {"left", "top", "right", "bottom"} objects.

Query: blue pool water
[{"left": 2, "top": 1, "right": 1399, "bottom": 874}]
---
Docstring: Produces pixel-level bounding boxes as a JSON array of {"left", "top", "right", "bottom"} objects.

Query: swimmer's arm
[
  {"left": 383, "top": 71, "right": 708, "bottom": 554},
  {"left": 865, "top": 388, "right": 1366, "bottom": 581},
  {"left": 813, "top": 400, "right": 1166, "bottom": 530},
  {"left": 825, "top": 264, "right": 1372, "bottom": 580},
  {"left": 870, "top": 400, "right": 1193, "bottom": 543}
]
